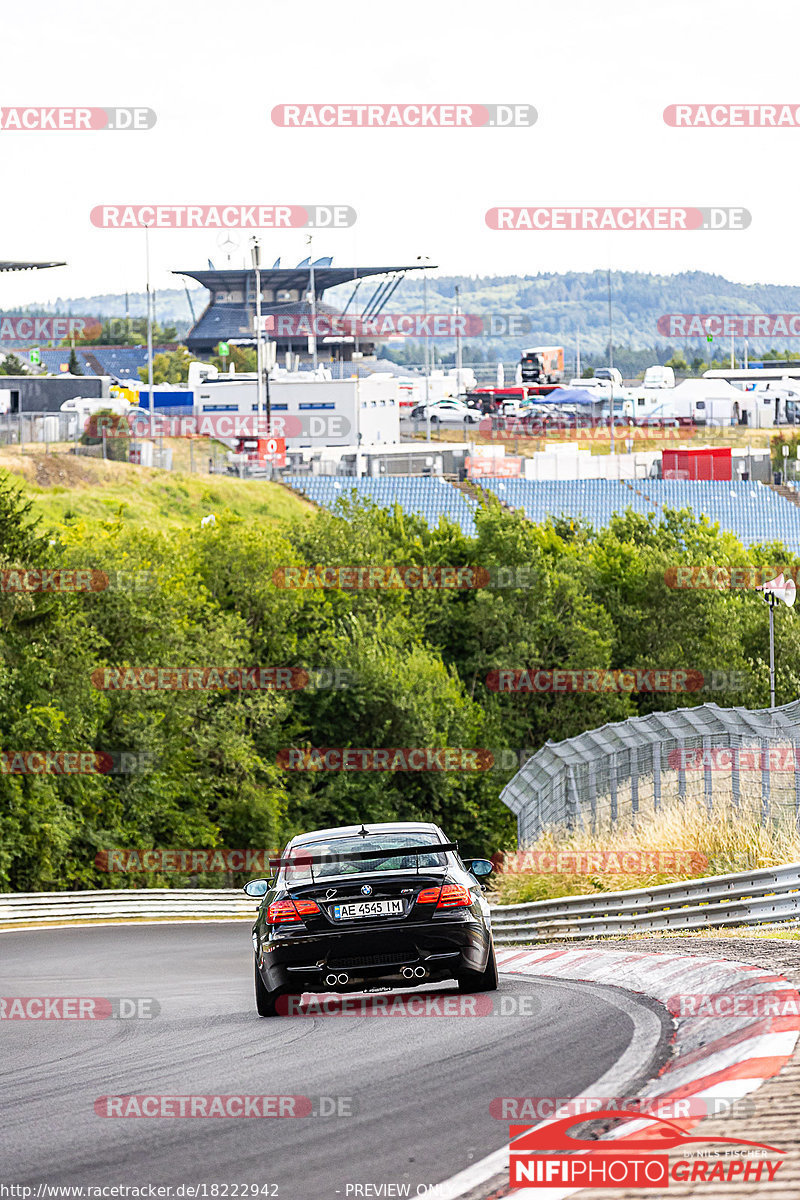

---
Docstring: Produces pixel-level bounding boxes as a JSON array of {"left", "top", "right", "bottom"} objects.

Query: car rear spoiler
[{"left": 272, "top": 842, "right": 458, "bottom": 881}]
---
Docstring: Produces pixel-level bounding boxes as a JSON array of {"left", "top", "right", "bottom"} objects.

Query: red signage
[{"left": 466, "top": 455, "right": 522, "bottom": 478}]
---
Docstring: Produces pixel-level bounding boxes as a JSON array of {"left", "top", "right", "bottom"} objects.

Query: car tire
[
  {"left": 457, "top": 941, "right": 499, "bottom": 993},
  {"left": 255, "top": 957, "right": 283, "bottom": 1017}
]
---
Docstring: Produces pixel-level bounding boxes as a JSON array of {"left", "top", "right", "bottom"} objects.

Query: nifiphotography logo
[{"left": 509, "top": 1111, "right": 785, "bottom": 1188}]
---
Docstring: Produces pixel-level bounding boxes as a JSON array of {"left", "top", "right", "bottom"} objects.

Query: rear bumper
[{"left": 256, "top": 915, "right": 490, "bottom": 993}]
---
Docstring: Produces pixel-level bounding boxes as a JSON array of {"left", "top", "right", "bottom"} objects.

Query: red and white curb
[{"left": 436, "top": 945, "right": 800, "bottom": 1199}]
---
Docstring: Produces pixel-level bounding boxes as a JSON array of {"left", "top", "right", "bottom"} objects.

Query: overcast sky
[{"left": 2, "top": 0, "right": 799, "bottom": 310}]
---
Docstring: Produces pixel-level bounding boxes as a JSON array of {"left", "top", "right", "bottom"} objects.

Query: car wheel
[
  {"left": 457, "top": 941, "right": 499, "bottom": 993},
  {"left": 255, "top": 956, "right": 283, "bottom": 1017}
]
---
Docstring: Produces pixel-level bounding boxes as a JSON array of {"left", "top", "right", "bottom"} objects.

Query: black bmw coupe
[{"left": 244, "top": 821, "right": 497, "bottom": 1016}]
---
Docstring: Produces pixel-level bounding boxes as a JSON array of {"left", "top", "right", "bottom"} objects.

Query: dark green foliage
[{"left": 1, "top": 476, "right": 797, "bottom": 890}]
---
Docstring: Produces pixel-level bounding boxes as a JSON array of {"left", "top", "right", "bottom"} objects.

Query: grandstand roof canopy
[
  {"left": 176, "top": 265, "right": 429, "bottom": 294},
  {"left": 0, "top": 261, "right": 66, "bottom": 273}
]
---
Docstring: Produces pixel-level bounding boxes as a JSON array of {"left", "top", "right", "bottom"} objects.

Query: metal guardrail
[
  {"left": 2, "top": 865, "right": 800, "bottom": 939},
  {"left": 488, "top": 862, "right": 800, "bottom": 941},
  {"left": 0, "top": 888, "right": 256, "bottom": 924}
]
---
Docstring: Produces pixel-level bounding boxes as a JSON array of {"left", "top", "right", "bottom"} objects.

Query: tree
[
  {"left": 0, "top": 353, "right": 26, "bottom": 376},
  {"left": 665, "top": 351, "right": 689, "bottom": 372},
  {"left": 68, "top": 348, "right": 83, "bottom": 375},
  {"left": 139, "top": 346, "right": 196, "bottom": 384},
  {"left": 211, "top": 345, "right": 257, "bottom": 374}
]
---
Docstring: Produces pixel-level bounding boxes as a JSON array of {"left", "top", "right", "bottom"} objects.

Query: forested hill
[
  {"left": 391, "top": 270, "right": 800, "bottom": 354},
  {"left": 10, "top": 270, "right": 800, "bottom": 357}
]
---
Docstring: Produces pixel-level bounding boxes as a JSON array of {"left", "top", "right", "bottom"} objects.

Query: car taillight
[
  {"left": 266, "top": 898, "right": 321, "bottom": 925},
  {"left": 416, "top": 884, "right": 472, "bottom": 909}
]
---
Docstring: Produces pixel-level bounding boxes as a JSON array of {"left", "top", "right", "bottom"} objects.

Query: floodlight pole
[
  {"left": 307, "top": 235, "right": 318, "bottom": 372},
  {"left": 252, "top": 238, "right": 264, "bottom": 429},
  {"left": 417, "top": 255, "right": 431, "bottom": 442},
  {"left": 769, "top": 595, "right": 776, "bottom": 708},
  {"left": 455, "top": 284, "right": 462, "bottom": 398},
  {"left": 145, "top": 223, "right": 154, "bottom": 438}
]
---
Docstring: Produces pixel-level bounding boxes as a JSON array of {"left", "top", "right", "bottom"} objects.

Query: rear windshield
[{"left": 282, "top": 832, "right": 448, "bottom": 883}]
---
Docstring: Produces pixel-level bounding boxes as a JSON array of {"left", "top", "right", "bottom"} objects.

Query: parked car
[{"left": 409, "top": 400, "right": 481, "bottom": 424}]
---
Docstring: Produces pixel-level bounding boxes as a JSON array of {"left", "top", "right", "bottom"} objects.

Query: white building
[{"left": 193, "top": 372, "right": 400, "bottom": 447}]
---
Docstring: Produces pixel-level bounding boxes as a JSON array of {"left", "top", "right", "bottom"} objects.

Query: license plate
[{"left": 332, "top": 899, "right": 404, "bottom": 920}]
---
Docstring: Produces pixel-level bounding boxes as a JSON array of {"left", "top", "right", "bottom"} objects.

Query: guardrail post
[
  {"left": 630, "top": 747, "right": 639, "bottom": 826},
  {"left": 653, "top": 742, "right": 661, "bottom": 811},
  {"left": 566, "top": 764, "right": 581, "bottom": 830},
  {"left": 703, "top": 735, "right": 713, "bottom": 815},
  {"left": 732, "top": 743, "right": 740, "bottom": 810},
  {"left": 678, "top": 741, "right": 686, "bottom": 800}
]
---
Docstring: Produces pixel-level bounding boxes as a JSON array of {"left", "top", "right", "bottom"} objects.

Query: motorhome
[{"left": 643, "top": 365, "right": 675, "bottom": 389}]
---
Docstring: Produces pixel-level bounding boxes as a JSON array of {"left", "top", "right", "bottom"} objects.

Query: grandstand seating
[
  {"left": 20, "top": 346, "right": 163, "bottom": 381},
  {"left": 474, "top": 478, "right": 800, "bottom": 551},
  {"left": 283, "top": 476, "right": 478, "bottom": 537}
]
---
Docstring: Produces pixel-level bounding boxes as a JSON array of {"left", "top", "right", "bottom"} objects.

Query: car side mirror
[
  {"left": 243, "top": 878, "right": 271, "bottom": 897},
  {"left": 465, "top": 858, "right": 493, "bottom": 878}
]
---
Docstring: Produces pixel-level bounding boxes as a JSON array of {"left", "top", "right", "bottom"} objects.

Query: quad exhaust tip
[
  {"left": 325, "top": 972, "right": 349, "bottom": 987},
  {"left": 402, "top": 965, "right": 428, "bottom": 979}
]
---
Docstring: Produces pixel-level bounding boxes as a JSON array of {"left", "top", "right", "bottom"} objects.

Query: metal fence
[
  {"left": 500, "top": 700, "right": 800, "bottom": 843},
  {"left": 0, "top": 411, "right": 84, "bottom": 448}
]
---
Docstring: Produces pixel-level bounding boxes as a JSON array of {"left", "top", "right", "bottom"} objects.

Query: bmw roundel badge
[{"left": 361, "top": 884, "right": 372, "bottom": 896}]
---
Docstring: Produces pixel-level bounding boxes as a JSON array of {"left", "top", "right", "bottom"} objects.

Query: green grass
[
  {"left": 488, "top": 798, "right": 800, "bottom": 905},
  {"left": 0, "top": 445, "right": 315, "bottom": 532}
]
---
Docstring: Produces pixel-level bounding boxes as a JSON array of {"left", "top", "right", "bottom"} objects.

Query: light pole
[
  {"left": 306, "top": 234, "right": 317, "bottom": 372},
  {"left": 144, "top": 223, "right": 154, "bottom": 437},
  {"left": 607, "top": 270, "right": 614, "bottom": 455},
  {"left": 454, "top": 283, "right": 462, "bottom": 398},
  {"left": 762, "top": 573, "right": 796, "bottom": 707},
  {"left": 251, "top": 237, "right": 264, "bottom": 428},
  {"left": 417, "top": 255, "right": 432, "bottom": 442}
]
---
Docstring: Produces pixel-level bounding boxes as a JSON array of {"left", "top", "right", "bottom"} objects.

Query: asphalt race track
[{"left": 1, "top": 925, "right": 672, "bottom": 1197}]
